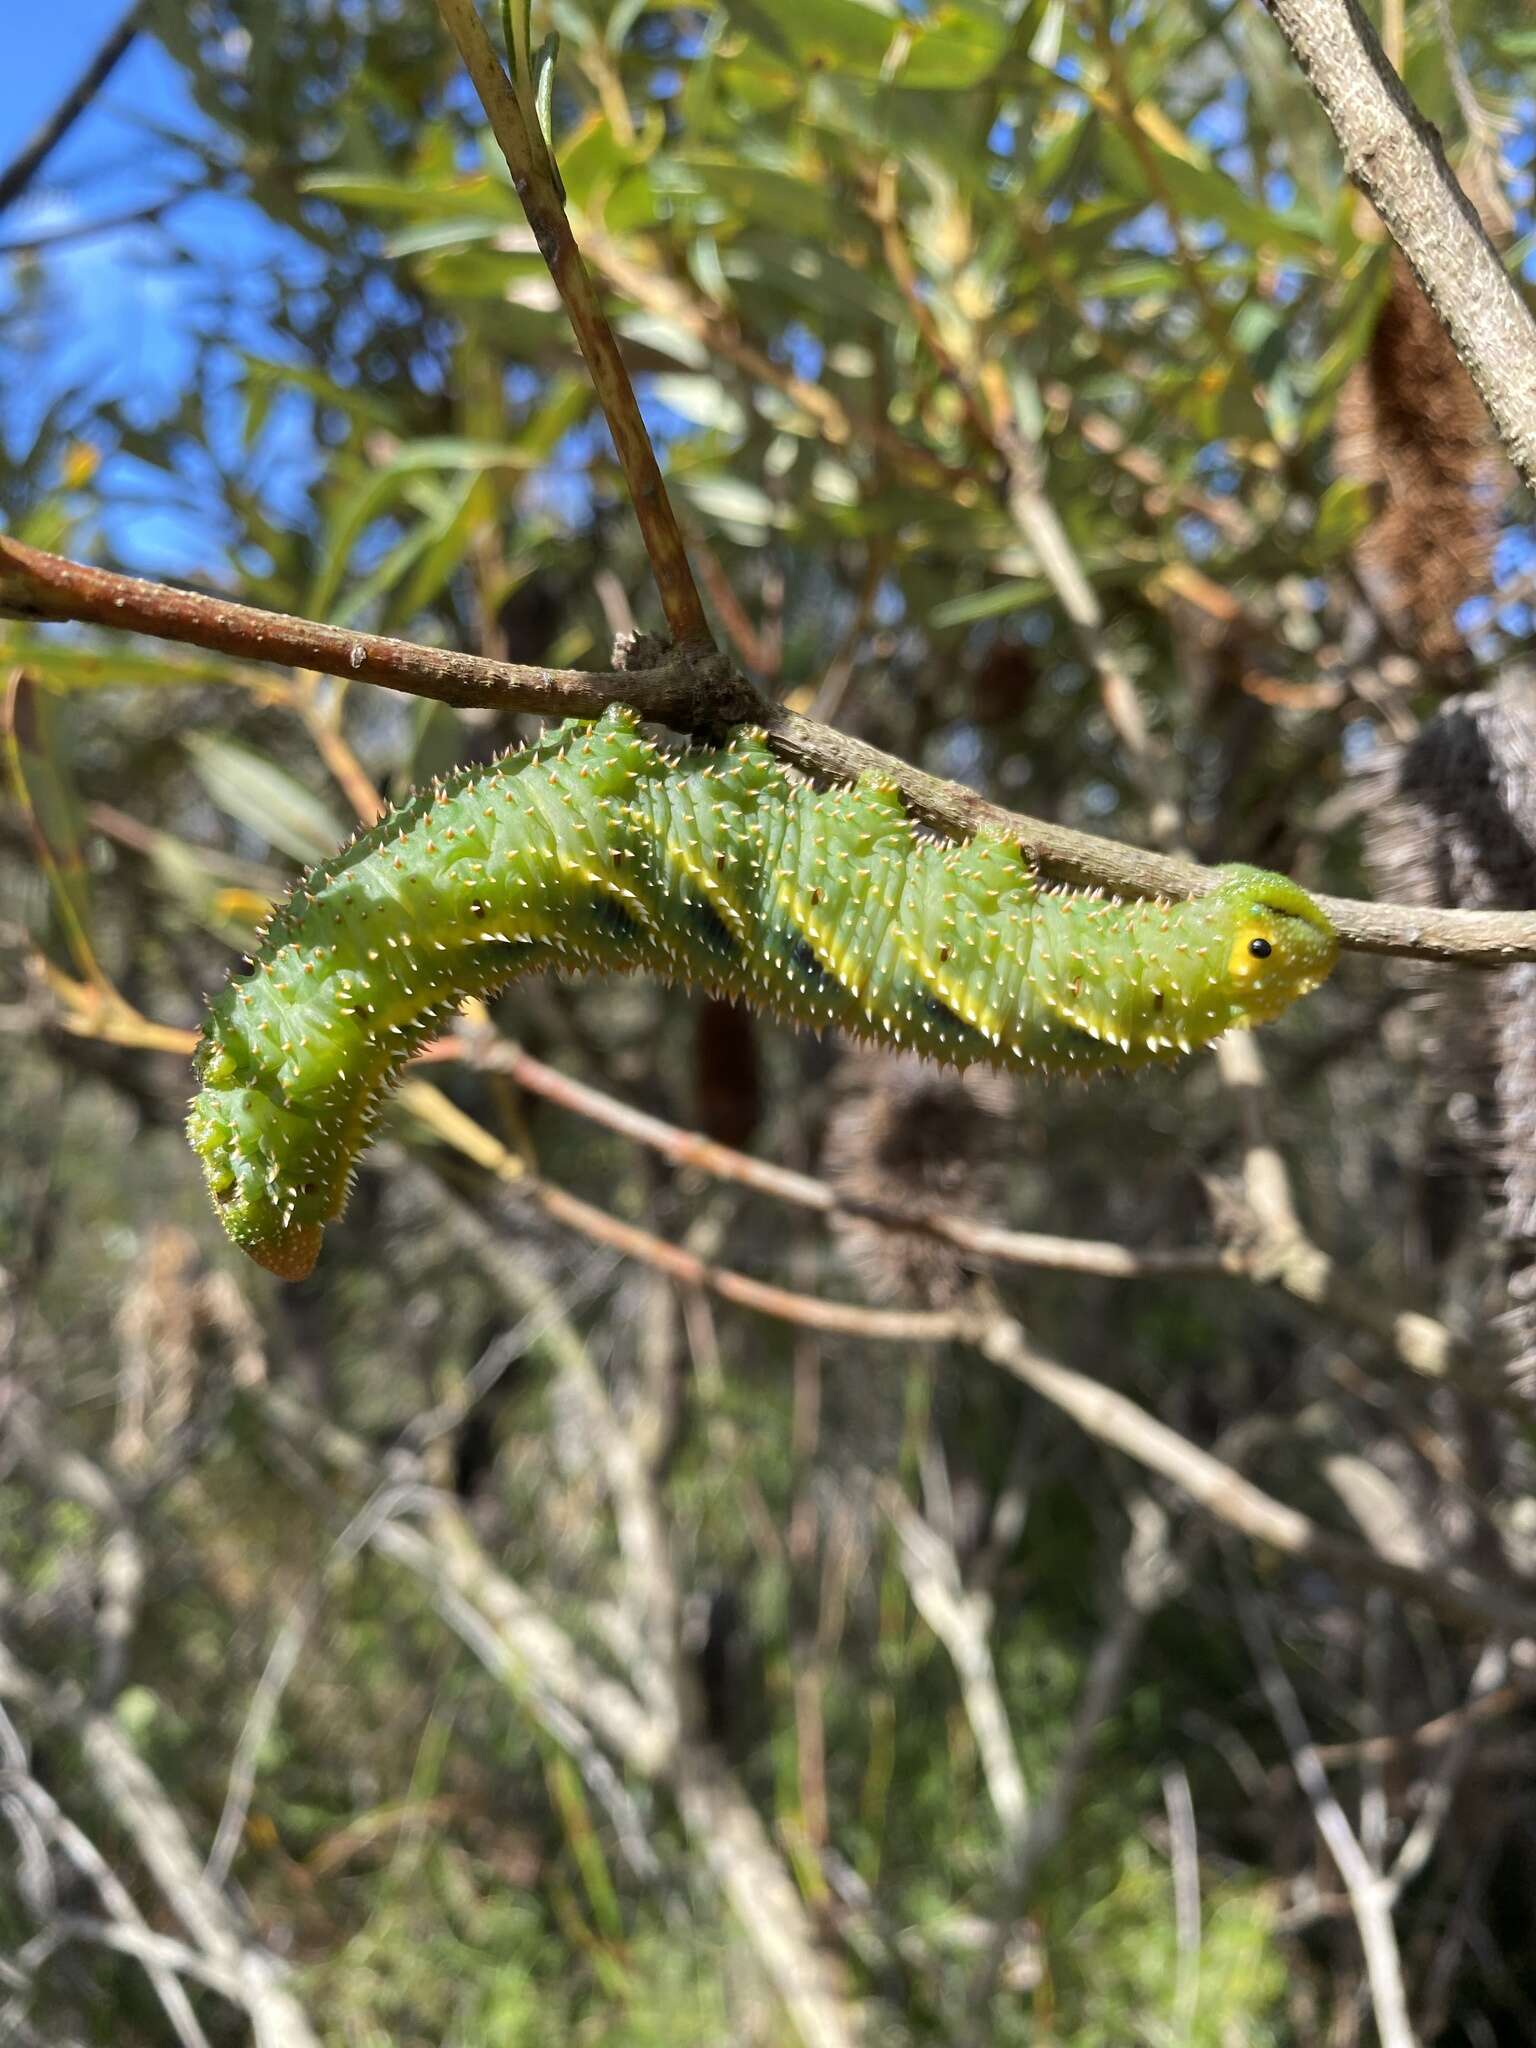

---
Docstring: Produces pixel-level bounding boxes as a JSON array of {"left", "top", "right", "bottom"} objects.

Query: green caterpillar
[{"left": 188, "top": 708, "right": 1338, "bottom": 1278}]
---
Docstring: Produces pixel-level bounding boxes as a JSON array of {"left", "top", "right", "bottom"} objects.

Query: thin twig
[
  {"left": 1388, "top": 1641, "right": 1508, "bottom": 1893},
  {"left": 433, "top": 0, "right": 716, "bottom": 658},
  {"left": 17, "top": 1916, "right": 253, "bottom": 2008},
  {"left": 577, "top": 218, "right": 966, "bottom": 491},
  {"left": 0, "top": 196, "right": 177, "bottom": 255},
  {"left": 363, "top": 1420, "right": 862, "bottom": 2048},
  {"left": 74, "top": 1709, "right": 322, "bottom": 2048},
  {"left": 672, "top": 1748, "right": 864, "bottom": 2048},
  {"left": 0, "top": 1646, "right": 322, "bottom": 2048},
  {"left": 204, "top": 1483, "right": 430, "bottom": 1891},
  {"left": 0, "top": 1706, "right": 213, "bottom": 2048},
  {"left": 0, "top": 534, "right": 757, "bottom": 726},
  {"left": 884, "top": 1485, "right": 1029, "bottom": 1840},
  {"left": 397, "top": 1085, "right": 1536, "bottom": 1636},
  {"left": 376, "top": 1509, "right": 672, "bottom": 1774},
  {"left": 978, "top": 1314, "right": 1536, "bottom": 1640},
  {"left": 1164, "top": 1762, "right": 1203, "bottom": 2044},
  {"left": 432, "top": 1030, "right": 1225, "bottom": 1280},
  {"left": 369, "top": 1519, "right": 664, "bottom": 1880},
  {"left": 398, "top": 1078, "right": 961, "bottom": 1343},
  {"left": 1213, "top": 1030, "right": 1474, "bottom": 1390},
  {"left": 964, "top": 1500, "right": 1188, "bottom": 2030},
  {"left": 1228, "top": 1551, "right": 1420, "bottom": 2048},
  {"left": 868, "top": 162, "right": 1178, "bottom": 838},
  {"left": 1311, "top": 1670, "right": 1536, "bottom": 1768}
]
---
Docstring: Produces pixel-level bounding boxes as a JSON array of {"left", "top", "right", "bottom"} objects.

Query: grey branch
[
  {"left": 75, "top": 1710, "right": 322, "bottom": 2048},
  {"left": 964, "top": 1500, "right": 1188, "bottom": 2030},
  {"left": 0, "top": 1664, "right": 320, "bottom": 2048},
  {"left": 1257, "top": 0, "right": 1536, "bottom": 501},
  {"left": 673, "top": 1749, "right": 865, "bottom": 2048},
  {"left": 884, "top": 1485, "right": 1029, "bottom": 1842},
  {"left": 0, "top": 1705, "right": 212, "bottom": 2048},
  {"left": 1230, "top": 1554, "right": 1419, "bottom": 2048},
  {"left": 976, "top": 1312, "right": 1536, "bottom": 1639}
]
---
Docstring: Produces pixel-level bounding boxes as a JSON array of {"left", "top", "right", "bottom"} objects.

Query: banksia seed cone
[
  {"left": 1335, "top": 254, "right": 1498, "bottom": 669},
  {"left": 822, "top": 1050, "right": 1014, "bottom": 1306}
]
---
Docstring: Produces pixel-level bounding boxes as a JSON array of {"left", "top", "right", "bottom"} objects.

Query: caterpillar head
[{"left": 1195, "top": 864, "right": 1339, "bottom": 1031}]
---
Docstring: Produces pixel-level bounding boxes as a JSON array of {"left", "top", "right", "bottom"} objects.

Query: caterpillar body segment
[{"left": 187, "top": 709, "right": 1338, "bottom": 1278}]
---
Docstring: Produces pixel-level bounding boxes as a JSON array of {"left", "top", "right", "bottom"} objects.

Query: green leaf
[
  {"left": 929, "top": 580, "right": 1047, "bottom": 627},
  {"left": 102, "top": 814, "right": 282, "bottom": 947},
  {"left": 534, "top": 31, "right": 561, "bottom": 156},
  {"left": 720, "top": 0, "right": 896, "bottom": 72},
  {"left": 888, "top": 2, "right": 1009, "bottom": 89},
  {"left": 184, "top": 736, "right": 346, "bottom": 865},
  {"left": 646, "top": 375, "right": 747, "bottom": 436},
  {"left": 301, "top": 170, "right": 510, "bottom": 220},
  {"left": 1100, "top": 127, "right": 1325, "bottom": 265},
  {"left": 6, "top": 639, "right": 263, "bottom": 694},
  {"left": 614, "top": 311, "right": 712, "bottom": 371},
  {"left": 1311, "top": 478, "right": 1379, "bottom": 561},
  {"left": 309, "top": 441, "right": 533, "bottom": 618},
  {"left": 382, "top": 218, "right": 507, "bottom": 260},
  {"left": 673, "top": 474, "right": 781, "bottom": 538},
  {"left": 393, "top": 476, "right": 488, "bottom": 623},
  {"left": 3, "top": 673, "right": 95, "bottom": 967}
]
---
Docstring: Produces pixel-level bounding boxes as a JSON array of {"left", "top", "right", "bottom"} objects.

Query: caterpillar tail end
[
  {"left": 188, "top": 1081, "right": 333, "bottom": 1283},
  {"left": 246, "top": 1223, "right": 325, "bottom": 1282}
]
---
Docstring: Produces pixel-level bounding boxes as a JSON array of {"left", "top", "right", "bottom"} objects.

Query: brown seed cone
[
  {"left": 822, "top": 1050, "right": 1015, "bottom": 1306},
  {"left": 1335, "top": 254, "right": 1498, "bottom": 668}
]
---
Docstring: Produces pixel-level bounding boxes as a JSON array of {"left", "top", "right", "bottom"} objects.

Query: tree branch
[
  {"left": 393, "top": 1087, "right": 1536, "bottom": 1638},
  {"left": 978, "top": 1313, "right": 1536, "bottom": 1640},
  {"left": 1257, "top": 0, "right": 1536, "bottom": 501},
  {"left": 0, "top": 535, "right": 757, "bottom": 728},
  {"left": 6, "top": 535, "right": 1536, "bottom": 964},
  {"left": 0, "top": 1706, "right": 213, "bottom": 2048},
  {"left": 435, "top": 1028, "right": 1473, "bottom": 1391},
  {"left": 1229, "top": 1553, "right": 1420, "bottom": 2048},
  {"left": 963, "top": 1500, "right": 1188, "bottom": 2030},
  {"left": 433, "top": 1029, "right": 1225, "bottom": 1280},
  {"left": 433, "top": 0, "right": 716, "bottom": 658}
]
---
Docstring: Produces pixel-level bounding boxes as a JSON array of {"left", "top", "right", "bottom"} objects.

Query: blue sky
[
  {"left": 4, "top": 5, "right": 146, "bottom": 152},
  {"left": 2, "top": 10, "right": 316, "bottom": 573}
]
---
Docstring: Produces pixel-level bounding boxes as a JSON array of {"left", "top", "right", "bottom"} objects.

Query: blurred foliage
[{"left": 4, "top": 0, "right": 1536, "bottom": 2043}]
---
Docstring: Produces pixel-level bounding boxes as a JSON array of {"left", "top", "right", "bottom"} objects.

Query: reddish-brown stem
[
  {"left": 0, "top": 535, "right": 758, "bottom": 729},
  {"left": 427, "top": 1029, "right": 1223, "bottom": 1280}
]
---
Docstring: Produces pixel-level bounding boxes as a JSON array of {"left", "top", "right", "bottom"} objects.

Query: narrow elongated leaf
[
  {"left": 3, "top": 673, "right": 97, "bottom": 973},
  {"left": 184, "top": 735, "right": 345, "bottom": 865}
]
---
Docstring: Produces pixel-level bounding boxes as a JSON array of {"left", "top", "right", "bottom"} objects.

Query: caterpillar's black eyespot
[
  {"left": 1248, "top": 937, "right": 1272, "bottom": 959},
  {"left": 233, "top": 955, "right": 257, "bottom": 978},
  {"left": 469, "top": 901, "right": 486, "bottom": 918}
]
